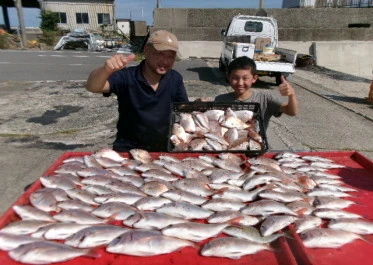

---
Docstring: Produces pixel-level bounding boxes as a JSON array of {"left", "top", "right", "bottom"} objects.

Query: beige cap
[{"left": 147, "top": 30, "right": 179, "bottom": 52}]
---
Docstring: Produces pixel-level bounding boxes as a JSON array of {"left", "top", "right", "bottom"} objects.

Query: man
[{"left": 86, "top": 30, "right": 189, "bottom": 151}]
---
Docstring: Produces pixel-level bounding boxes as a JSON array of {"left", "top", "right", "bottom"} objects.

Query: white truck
[{"left": 219, "top": 15, "right": 297, "bottom": 85}]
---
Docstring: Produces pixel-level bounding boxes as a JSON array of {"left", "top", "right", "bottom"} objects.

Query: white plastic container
[{"left": 235, "top": 43, "right": 255, "bottom": 59}]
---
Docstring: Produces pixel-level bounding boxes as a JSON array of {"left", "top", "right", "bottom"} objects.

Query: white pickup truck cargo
[{"left": 219, "top": 15, "right": 297, "bottom": 85}]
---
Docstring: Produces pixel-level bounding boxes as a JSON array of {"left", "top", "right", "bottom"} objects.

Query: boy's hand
[
  {"left": 104, "top": 53, "right": 135, "bottom": 73},
  {"left": 278, "top": 76, "right": 295, "bottom": 97}
]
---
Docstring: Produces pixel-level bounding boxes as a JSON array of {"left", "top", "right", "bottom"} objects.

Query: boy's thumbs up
[{"left": 278, "top": 75, "right": 294, "bottom": 96}]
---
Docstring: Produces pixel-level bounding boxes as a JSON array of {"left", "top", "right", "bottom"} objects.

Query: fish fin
[{"left": 84, "top": 246, "right": 102, "bottom": 258}]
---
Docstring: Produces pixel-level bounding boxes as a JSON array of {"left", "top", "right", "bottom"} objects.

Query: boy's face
[{"left": 228, "top": 69, "right": 258, "bottom": 97}]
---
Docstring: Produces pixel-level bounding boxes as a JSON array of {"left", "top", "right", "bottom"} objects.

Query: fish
[
  {"left": 64, "top": 188, "right": 99, "bottom": 205},
  {"left": 235, "top": 110, "right": 254, "bottom": 122},
  {"left": 91, "top": 202, "right": 137, "bottom": 218},
  {"left": 213, "top": 158, "right": 243, "bottom": 173},
  {"left": 65, "top": 225, "right": 129, "bottom": 248},
  {"left": 162, "top": 189, "right": 208, "bottom": 205},
  {"left": 107, "top": 166, "right": 139, "bottom": 176},
  {"left": 31, "top": 223, "right": 91, "bottom": 240},
  {"left": 83, "top": 155, "right": 102, "bottom": 168},
  {"left": 312, "top": 209, "right": 362, "bottom": 219},
  {"left": 302, "top": 155, "right": 334, "bottom": 163},
  {"left": 313, "top": 196, "right": 356, "bottom": 209},
  {"left": 57, "top": 199, "right": 95, "bottom": 212},
  {"left": 300, "top": 228, "right": 365, "bottom": 248},
  {"left": 208, "top": 168, "right": 244, "bottom": 184},
  {"left": 13, "top": 205, "right": 55, "bottom": 222},
  {"left": 328, "top": 218, "right": 373, "bottom": 235},
  {"left": 156, "top": 202, "right": 214, "bottom": 219},
  {"left": 212, "top": 188, "right": 264, "bottom": 202},
  {"left": 82, "top": 185, "right": 113, "bottom": 195},
  {"left": 260, "top": 215, "right": 298, "bottom": 236},
  {"left": 241, "top": 199, "right": 298, "bottom": 216},
  {"left": 307, "top": 188, "right": 352, "bottom": 198},
  {"left": 54, "top": 163, "right": 85, "bottom": 175},
  {"left": 29, "top": 189, "right": 59, "bottom": 212},
  {"left": 94, "top": 192, "right": 144, "bottom": 205},
  {"left": 0, "top": 232, "right": 45, "bottom": 251},
  {"left": 39, "top": 175, "right": 77, "bottom": 190},
  {"left": 293, "top": 216, "right": 323, "bottom": 233},
  {"left": 9, "top": 240, "right": 99, "bottom": 264},
  {"left": 162, "top": 223, "right": 228, "bottom": 242},
  {"left": 258, "top": 190, "right": 308, "bottom": 203},
  {"left": 200, "top": 237, "right": 272, "bottom": 259},
  {"left": 180, "top": 113, "right": 197, "bottom": 133},
  {"left": 0, "top": 220, "right": 52, "bottom": 235},
  {"left": 223, "top": 225, "right": 283, "bottom": 244},
  {"left": 201, "top": 198, "right": 246, "bottom": 212},
  {"left": 93, "top": 148, "right": 126, "bottom": 162},
  {"left": 221, "top": 115, "right": 250, "bottom": 129},
  {"left": 204, "top": 109, "right": 225, "bottom": 122},
  {"left": 76, "top": 167, "right": 111, "bottom": 178},
  {"left": 248, "top": 157, "right": 281, "bottom": 171},
  {"left": 193, "top": 111, "right": 210, "bottom": 130},
  {"left": 286, "top": 201, "right": 315, "bottom": 216},
  {"left": 94, "top": 156, "right": 122, "bottom": 168},
  {"left": 134, "top": 197, "right": 172, "bottom": 211},
  {"left": 125, "top": 212, "right": 189, "bottom": 230},
  {"left": 141, "top": 169, "right": 178, "bottom": 181},
  {"left": 173, "top": 178, "right": 214, "bottom": 197},
  {"left": 224, "top": 127, "right": 239, "bottom": 144},
  {"left": 53, "top": 209, "right": 106, "bottom": 224},
  {"left": 106, "top": 229, "right": 195, "bottom": 256},
  {"left": 140, "top": 180, "right": 172, "bottom": 197},
  {"left": 129, "top": 149, "right": 153, "bottom": 163}
]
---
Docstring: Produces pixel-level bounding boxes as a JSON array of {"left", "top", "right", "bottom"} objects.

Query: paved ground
[{"left": 0, "top": 59, "right": 372, "bottom": 215}]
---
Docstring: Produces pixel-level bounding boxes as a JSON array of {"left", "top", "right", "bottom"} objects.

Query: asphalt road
[{"left": 0, "top": 50, "right": 372, "bottom": 216}]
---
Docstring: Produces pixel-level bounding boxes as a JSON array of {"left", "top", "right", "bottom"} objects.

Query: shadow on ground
[
  {"left": 186, "top": 67, "right": 226, "bottom": 85},
  {"left": 326, "top": 95, "right": 372, "bottom": 105}
]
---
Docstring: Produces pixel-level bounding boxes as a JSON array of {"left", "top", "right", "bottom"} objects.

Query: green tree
[{"left": 40, "top": 10, "right": 59, "bottom": 32}]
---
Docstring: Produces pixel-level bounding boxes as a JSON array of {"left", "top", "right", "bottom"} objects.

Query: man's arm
[
  {"left": 278, "top": 76, "right": 298, "bottom": 116},
  {"left": 86, "top": 54, "right": 135, "bottom": 94}
]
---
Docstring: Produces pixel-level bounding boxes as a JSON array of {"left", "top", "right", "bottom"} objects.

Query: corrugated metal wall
[{"left": 42, "top": 1, "right": 115, "bottom": 31}]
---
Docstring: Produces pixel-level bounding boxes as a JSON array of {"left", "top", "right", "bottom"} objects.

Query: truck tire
[{"left": 219, "top": 57, "right": 226, "bottom": 72}]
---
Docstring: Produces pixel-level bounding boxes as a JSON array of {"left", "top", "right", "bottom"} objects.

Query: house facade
[{"left": 40, "top": 0, "right": 115, "bottom": 32}]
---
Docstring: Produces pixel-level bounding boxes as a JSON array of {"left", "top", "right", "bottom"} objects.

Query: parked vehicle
[{"left": 219, "top": 15, "right": 297, "bottom": 85}]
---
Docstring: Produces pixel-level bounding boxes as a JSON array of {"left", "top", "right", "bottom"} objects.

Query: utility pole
[
  {"left": 259, "top": 0, "right": 264, "bottom": 9},
  {"left": 157, "top": 0, "right": 161, "bottom": 8},
  {"left": 14, "top": 0, "right": 27, "bottom": 49}
]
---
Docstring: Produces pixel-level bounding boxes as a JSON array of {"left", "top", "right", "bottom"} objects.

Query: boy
[{"left": 215, "top": 56, "right": 298, "bottom": 132}]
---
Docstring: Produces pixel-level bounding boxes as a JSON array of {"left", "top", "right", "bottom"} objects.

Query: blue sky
[{"left": 1, "top": 0, "right": 282, "bottom": 28}]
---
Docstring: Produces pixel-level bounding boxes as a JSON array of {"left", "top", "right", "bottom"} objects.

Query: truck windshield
[{"left": 244, "top": 22, "right": 263, "bottom": 33}]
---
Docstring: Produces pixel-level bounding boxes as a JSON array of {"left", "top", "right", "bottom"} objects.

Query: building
[
  {"left": 116, "top": 18, "right": 130, "bottom": 35},
  {"left": 40, "top": 0, "right": 115, "bottom": 32},
  {"left": 282, "top": 0, "right": 373, "bottom": 7}
]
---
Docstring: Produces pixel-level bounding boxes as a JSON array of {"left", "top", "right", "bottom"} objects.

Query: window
[
  {"left": 55, "top": 12, "right": 67, "bottom": 24},
  {"left": 76, "top": 13, "right": 89, "bottom": 24},
  {"left": 244, "top": 22, "right": 263, "bottom": 33},
  {"left": 98, "top": 13, "right": 110, "bottom": 24}
]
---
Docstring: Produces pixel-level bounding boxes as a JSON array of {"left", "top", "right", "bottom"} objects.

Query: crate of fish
[{"left": 168, "top": 102, "right": 268, "bottom": 156}]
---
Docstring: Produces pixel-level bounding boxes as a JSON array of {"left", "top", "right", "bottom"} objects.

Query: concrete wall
[
  {"left": 153, "top": 8, "right": 373, "bottom": 79},
  {"left": 153, "top": 8, "right": 373, "bottom": 41}
]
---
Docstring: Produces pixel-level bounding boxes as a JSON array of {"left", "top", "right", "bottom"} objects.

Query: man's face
[
  {"left": 228, "top": 69, "right": 257, "bottom": 97},
  {"left": 144, "top": 45, "right": 177, "bottom": 75}
]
